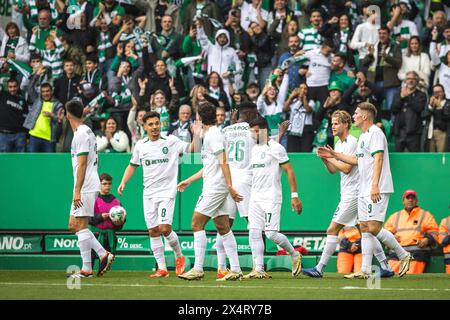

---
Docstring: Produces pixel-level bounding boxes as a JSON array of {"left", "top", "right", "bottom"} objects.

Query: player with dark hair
[
  {"left": 244, "top": 116, "right": 303, "bottom": 279},
  {"left": 66, "top": 100, "right": 115, "bottom": 278}
]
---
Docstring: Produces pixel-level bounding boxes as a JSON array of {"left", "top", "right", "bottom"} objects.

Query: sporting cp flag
[{"left": 8, "top": 59, "right": 32, "bottom": 78}]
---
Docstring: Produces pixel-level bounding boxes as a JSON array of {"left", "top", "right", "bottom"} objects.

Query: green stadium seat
[
  {"left": 203, "top": 255, "right": 218, "bottom": 271},
  {"left": 166, "top": 255, "right": 192, "bottom": 271},
  {"left": 266, "top": 256, "right": 292, "bottom": 271},
  {"left": 238, "top": 254, "right": 254, "bottom": 271}
]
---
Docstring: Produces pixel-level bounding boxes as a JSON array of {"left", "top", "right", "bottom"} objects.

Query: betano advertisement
[{"left": 0, "top": 235, "right": 42, "bottom": 253}]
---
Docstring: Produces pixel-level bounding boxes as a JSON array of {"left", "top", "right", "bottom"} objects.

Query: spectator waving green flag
[{"left": 8, "top": 59, "right": 32, "bottom": 79}]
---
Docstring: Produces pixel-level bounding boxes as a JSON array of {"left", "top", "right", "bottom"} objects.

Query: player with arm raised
[
  {"left": 303, "top": 110, "right": 394, "bottom": 278},
  {"left": 66, "top": 100, "right": 114, "bottom": 278},
  {"left": 117, "top": 111, "right": 201, "bottom": 278},
  {"left": 214, "top": 102, "right": 259, "bottom": 279},
  {"left": 177, "top": 103, "right": 244, "bottom": 281},
  {"left": 244, "top": 116, "right": 303, "bottom": 279},
  {"left": 318, "top": 102, "right": 412, "bottom": 279}
]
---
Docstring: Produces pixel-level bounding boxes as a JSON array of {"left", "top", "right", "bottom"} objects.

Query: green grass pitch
[{"left": 0, "top": 271, "right": 449, "bottom": 300}]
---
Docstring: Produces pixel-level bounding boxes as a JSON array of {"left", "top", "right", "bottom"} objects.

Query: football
[{"left": 109, "top": 206, "right": 126, "bottom": 225}]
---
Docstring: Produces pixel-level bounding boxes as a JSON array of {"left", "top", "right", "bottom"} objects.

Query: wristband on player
[{"left": 291, "top": 192, "right": 298, "bottom": 199}]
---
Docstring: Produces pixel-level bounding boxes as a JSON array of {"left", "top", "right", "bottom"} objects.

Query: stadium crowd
[{"left": 1, "top": 0, "right": 450, "bottom": 153}]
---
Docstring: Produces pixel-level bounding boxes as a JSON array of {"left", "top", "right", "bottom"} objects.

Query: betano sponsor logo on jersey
[{"left": 144, "top": 158, "right": 169, "bottom": 166}]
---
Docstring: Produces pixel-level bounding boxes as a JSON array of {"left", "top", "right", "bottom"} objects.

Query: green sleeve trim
[
  {"left": 77, "top": 152, "right": 89, "bottom": 156},
  {"left": 371, "top": 150, "right": 384, "bottom": 156},
  {"left": 279, "top": 160, "right": 290, "bottom": 165},
  {"left": 130, "top": 162, "right": 140, "bottom": 167},
  {"left": 214, "top": 149, "right": 225, "bottom": 156}
]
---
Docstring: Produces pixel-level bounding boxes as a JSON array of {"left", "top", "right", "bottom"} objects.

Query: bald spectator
[{"left": 168, "top": 104, "right": 193, "bottom": 142}]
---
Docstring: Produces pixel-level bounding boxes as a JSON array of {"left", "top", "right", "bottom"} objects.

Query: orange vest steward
[
  {"left": 385, "top": 207, "right": 439, "bottom": 248},
  {"left": 339, "top": 226, "right": 361, "bottom": 243},
  {"left": 439, "top": 216, "right": 450, "bottom": 256}
]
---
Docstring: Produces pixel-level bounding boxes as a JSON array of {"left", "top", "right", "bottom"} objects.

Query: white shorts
[
  {"left": 227, "top": 180, "right": 251, "bottom": 219},
  {"left": 358, "top": 194, "right": 390, "bottom": 222},
  {"left": 332, "top": 197, "right": 358, "bottom": 226},
  {"left": 248, "top": 199, "right": 281, "bottom": 232},
  {"left": 70, "top": 192, "right": 97, "bottom": 217},
  {"left": 194, "top": 192, "right": 233, "bottom": 218},
  {"left": 143, "top": 197, "right": 175, "bottom": 229}
]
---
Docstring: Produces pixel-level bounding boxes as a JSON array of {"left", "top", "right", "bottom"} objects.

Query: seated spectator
[
  {"left": 0, "top": 78, "right": 28, "bottom": 152},
  {"left": 438, "top": 214, "right": 450, "bottom": 274},
  {"left": 256, "top": 69, "right": 289, "bottom": 136},
  {"left": 361, "top": 26, "right": 402, "bottom": 116},
  {"left": 0, "top": 22, "right": 30, "bottom": 63},
  {"left": 336, "top": 226, "right": 362, "bottom": 274},
  {"left": 397, "top": 36, "right": 432, "bottom": 90},
  {"left": 96, "top": 116, "right": 130, "bottom": 152},
  {"left": 391, "top": 71, "right": 427, "bottom": 152},
  {"left": 244, "top": 81, "right": 260, "bottom": 104},
  {"left": 283, "top": 83, "right": 315, "bottom": 152},
  {"left": 384, "top": 190, "right": 439, "bottom": 274},
  {"left": 24, "top": 77, "right": 64, "bottom": 152},
  {"left": 189, "top": 84, "right": 208, "bottom": 116},
  {"left": 89, "top": 173, "right": 125, "bottom": 269},
  {"left": 168, "top": 104, "right": 193, "bottom": 142},
  {"left": 423, "top": 84, "right": 449, "bottom": 153}
]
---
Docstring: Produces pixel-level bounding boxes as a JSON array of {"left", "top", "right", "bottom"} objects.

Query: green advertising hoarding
[
  {"left": 265, "top": 234, "right": 330, "bottom": 253},
  {"left": 0, "top": 235, "right": 42, "bottom": 253}
]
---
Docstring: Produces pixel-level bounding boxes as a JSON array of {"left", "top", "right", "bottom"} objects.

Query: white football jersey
[
  {"left": 250, "top": 139, "right": 289, "bottom": 204},
  {"left": 71, "top": 124, "right": 100, "bottom": 193},
  {"left": 201, "top": 125, "right": 228, "bottom": 195},
  {"left": 334, "top": 134, "right": 359, "bottom": 200},
  {"left": 356, "top": 125, "right": 394, "bottom": 197},
  {"left": 222, "top": 122, "right": 254, "bottom": 184},
  {"left": 130, "top": 135, "right": 189, "bottom": 198}
]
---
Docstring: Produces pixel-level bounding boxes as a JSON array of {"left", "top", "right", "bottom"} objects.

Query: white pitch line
[{"left": 0, "top": 282, "right": 449, "bottom": 292}]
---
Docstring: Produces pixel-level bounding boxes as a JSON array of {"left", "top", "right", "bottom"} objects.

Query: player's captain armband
[{"left": 291, "top": 192, "right": 299, "bottom": 199}]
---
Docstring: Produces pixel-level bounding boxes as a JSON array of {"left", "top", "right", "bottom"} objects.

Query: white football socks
[
  {"left": 249, "top": 228, "right": 265, "bottom": 272},
  {"left": 361, "top": 232, "right": 374, "bottom": 274},
  {"left": 376, "top": 228, "right": 408, "bottom": 260},
  {"left": 221, "top": 231, "right": 241, "bottom": 273},
  {"left": 193, "top": 230, "right": 207, "bottom": 272},
  {"left": 371, "top": 236, "right": 392, "bottom": 271},
  {"left": 164, "top": 231, "right": 182, "bottom": 259},
  {"left": 76, "top": 229, "right": 93, "bottom": 273},
  {"left": 150, "top": 236, "right": 167, "bottom": 271},
  {"left": 316, "top": 235, "right": 339, "bottom": 273},
  {"left": 265, "top": 231, "right": 298, "bottom": 257},
  {"left": 86, "top": 229, "right": 106, "bottom": 258},
  {"left": 215, "top": 233, "right": 227, "bottom": 270}
]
